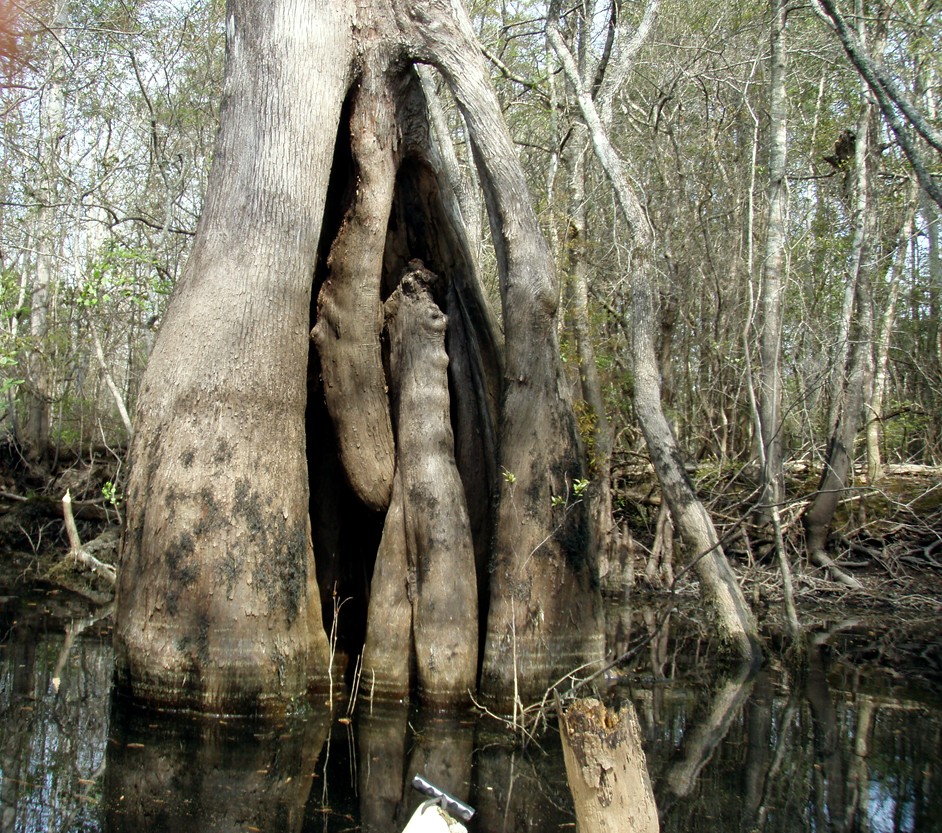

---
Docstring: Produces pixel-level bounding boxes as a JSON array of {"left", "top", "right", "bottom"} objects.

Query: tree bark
[
  {"left": 561, "top": 123, "right": 616, "bottom": 586},
  {"left": 310, "top": 52, "right": 397, "bottom": 513},
  {"left": 867, "top": 182, "right": 917, "bottom": 482},
  {"left": 558, "top": 697, "right": 659, "bottom": 833},
  {"left": 758, "top": 0, "right": 788, "bottom": 513},
  {"left": 362, "top": 264, "right": 478, "bottom": 707},
  {"left": 117, "top": 0, "right": 603, "bottom": 714},
  {"left": 804, "top": 51, "right": 876, "bottom": 586},
  {"left": 398, "top": 0, "right": 605, "bottom": 707},
  {"left": 115, "top": 0, "right": 352, "bottom": 713}
]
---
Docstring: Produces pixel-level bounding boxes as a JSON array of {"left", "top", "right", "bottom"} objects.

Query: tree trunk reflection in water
[
  {"left": 104, "top": 710, "right": 329, "bottom": 833},
  {"left": 665, "top": 662, "right": 756, "bottom": 799},
  {"left": 4, "top": 593, "right": 942, "bottom": 833},
  {"left": 0, "top": 615, "right": 110, "bottom": 833},
  {"left": 357, "top": 703, "right": 411, "bottom": 831}
]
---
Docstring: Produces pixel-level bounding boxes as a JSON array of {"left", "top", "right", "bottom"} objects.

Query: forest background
[{"left": 0, "top": 0, "right": 940, "bottom": 625}]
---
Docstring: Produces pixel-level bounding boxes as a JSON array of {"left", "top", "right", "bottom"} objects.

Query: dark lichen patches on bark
[
  {"left": 212, "top": 438, "right": 234, "bottom": 467},
  {"left": 196, "top": 610, "right": 211, "bottom": 664},
  {"left": 234, "top": 477, "right": 252, "bottom": 509},
  {"left": 253, "top": 517, "right": 307, "bottom": 625},
  {"left": 165, "top": 531, "right": 197, "bottom": 615},
  {"left": 142, "top": 423, "right": 164, "bottom": 487},
  {"left": 164, "top": 485, "right": 183, "bottom": 512},
  {"left": 194, "top": 488, "right": 221, "bottom": 537},
  {"left": 235, "top": 478, "right": 307, "bottom": 624},
  {"left": 178, "top": 561, "right": 200, "bottom": 589},
  {"left": 216, "top": 549, "right": 242, "bottom": 599}
]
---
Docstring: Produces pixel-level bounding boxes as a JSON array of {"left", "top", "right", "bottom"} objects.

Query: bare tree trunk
[
  {"left": 90, "top": 322, "right": 133, "bottom": 439},
  {"left": 418, "top": 66, "right": 483, "bottom": 269},
  {"left": 25, "top": 220, "right": 52, "bottom": 462},
  {"left": 547, "top": 15, "right": 762, "bottom": 665},
  {"left": 867, "top": 181, "right": 918, "bottom": 482},
  {"left": 115, "top": 0, "right": 351, "bottom": 713},
  {"left": 758, "top": 0, "right": 788, "bottom": 512},
  {"left": 804, "top": 53, "right": 876, "bottom": 586},
  {"left": 311, "top": 55, "right": 397, "bottom": 513},
  {"left": 918, "top": 62, "right": 942, "bottom": 420},
  {"left": 562, "top": 124, "right": 616, "bottom": 586},
  {"left": 118, "top": 0, "right": 604, "bottom": 714},
  {"left": 362, "top": 264, "right": 478, "bottom": 707},
  {"left": 398, "top": 0, "right": 605, "bottom": 706}
]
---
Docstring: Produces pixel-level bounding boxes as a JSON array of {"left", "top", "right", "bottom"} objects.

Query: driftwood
[
  {"left": 61, "top": 490, "right": 116, "bottom": 586},
  {"left": 558, "top": 697, "right": 659, "bottom": 833}
]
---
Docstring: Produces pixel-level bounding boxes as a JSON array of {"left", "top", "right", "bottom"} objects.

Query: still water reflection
[{"left": 1, "top": 584, "right": 940, "bottom": 832}]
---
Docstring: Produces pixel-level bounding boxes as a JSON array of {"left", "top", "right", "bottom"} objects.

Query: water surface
[{"left": 1, "top": 582, "right": 940, "bottom": 832}]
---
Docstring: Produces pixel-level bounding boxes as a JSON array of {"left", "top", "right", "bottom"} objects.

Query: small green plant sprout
[
  {"left": 102, "top": 481, "right": 122, "bottom": 508},
  {"left": 502, "top": 467, "right": 517, "bottom": 485},
  {"left": 551, "top": 477, "right": 589, "bottom": 510}
]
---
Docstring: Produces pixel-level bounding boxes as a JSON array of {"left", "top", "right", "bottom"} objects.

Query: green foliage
[
  {"left": 81, "top": 241, "right": 163, "bottom": 311},
  {"left": 102, "top": 480, "right": 122, "bottom": 508}
]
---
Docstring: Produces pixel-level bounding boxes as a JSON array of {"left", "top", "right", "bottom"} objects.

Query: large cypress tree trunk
[
  {"left": 116, "top": 0, "right": 603, "bottom": 714},
  {"left": 114, "top": 0, "right": 352, "bottom": 713}
]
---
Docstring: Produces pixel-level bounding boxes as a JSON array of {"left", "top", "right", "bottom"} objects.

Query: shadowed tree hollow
[{"left": 114, "top": 0, "right": 604, "bottom": 714}]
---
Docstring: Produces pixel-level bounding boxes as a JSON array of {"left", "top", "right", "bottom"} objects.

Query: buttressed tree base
[{"left": 114, "top": 0, "right": 604, "bottom": 715}]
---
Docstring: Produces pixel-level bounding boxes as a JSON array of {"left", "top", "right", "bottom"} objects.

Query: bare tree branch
[{"left": 811, "top": 0, "right": 942, "bottom": 209}]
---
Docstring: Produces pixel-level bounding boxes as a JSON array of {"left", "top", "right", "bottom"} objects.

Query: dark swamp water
[{"left": 2, "top": 577, "right": 941, "bottom": 833}]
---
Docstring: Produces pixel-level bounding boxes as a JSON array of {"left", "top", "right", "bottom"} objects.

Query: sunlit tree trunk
[
  {"left": 866, "top": 181, "right": 918, "bottom": 482},
  {"left": 117, "top": 0, "right": 603, "bottom": 714},
  {"left": 804, "top": 38, "right": 876, "bottom": 584},
  {"left": 547, "top": 11, "right": 762, "bottom": 665},
  {"left": 115, "top": 0, "right": 352, "bottom": 712},
  {"left": 757, "top": 0, "right": 788, "bottom": 512},
  {"left": 398, "top": 0, "right": 605, "bottom": 707}
]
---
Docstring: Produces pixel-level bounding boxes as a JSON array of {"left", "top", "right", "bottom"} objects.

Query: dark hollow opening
[{"left": 307, "top": 97, "right": 498, "bottom": 684}]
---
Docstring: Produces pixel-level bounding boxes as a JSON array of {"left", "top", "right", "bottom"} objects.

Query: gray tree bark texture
[
  {"left": 558, "top": 698, "right": 659, "bottom": 833},
  {"left": 116, "top": 0, "right": 603, "bottom": 714},
  {"left": 758, "top": 0, "right": 788, "bottom": 513},
  {"left": 310, "top": 56, "right": 397, "bottom": 513},
  {"left": 398, "top": 0, "right": 605, "bottom": 706},
  {"left": 362, "top": 264, "right": 478, "bottom": 706},
  {"left": 115, "top": 0, "right": 351, "bottom": 713}
]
